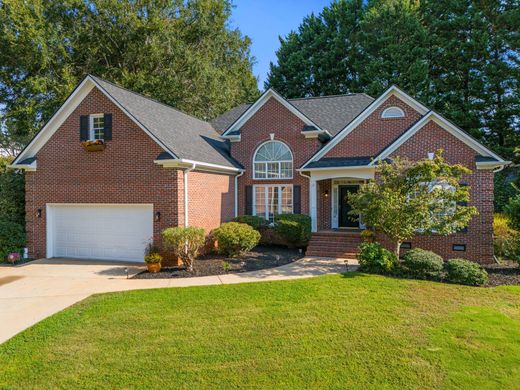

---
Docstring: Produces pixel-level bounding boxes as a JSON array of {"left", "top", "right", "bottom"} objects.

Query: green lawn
[{"left": 1, "top": 274, "right": 519, "bottom": 389}]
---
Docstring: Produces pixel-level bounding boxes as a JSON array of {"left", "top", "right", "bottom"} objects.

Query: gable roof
[
  {"left": 12, "top": 75, "right": 241, "bottom": 171},
  {"left": 212, "top": 93, "right": 373, "bottom": 135}
]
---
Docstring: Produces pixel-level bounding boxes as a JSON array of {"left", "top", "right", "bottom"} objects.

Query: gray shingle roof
[
  {"left": 304, "top": 156, "right": 373, "bottom": 169},
  {"left": 211, "top": 94, "right": 374, "bottom": 135},
  {"left": 91, "top": 76, "right": 240, "bottom": 169}
]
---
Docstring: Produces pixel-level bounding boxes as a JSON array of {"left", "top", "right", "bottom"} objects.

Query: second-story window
[
  {"left": 253, "top": 140, "right": 293, "bottom": 179},
  {"left": 90, "top": 114, "right": 105, "bottom": 140}
]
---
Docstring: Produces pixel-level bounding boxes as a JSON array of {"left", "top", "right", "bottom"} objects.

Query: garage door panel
[{"left": 49, "top": 205, "right": 153, "bottom": 262}]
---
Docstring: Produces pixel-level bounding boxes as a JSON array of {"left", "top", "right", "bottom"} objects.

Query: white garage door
[{"left": 47, "top": 204, "right": 153, "bottom": 262}]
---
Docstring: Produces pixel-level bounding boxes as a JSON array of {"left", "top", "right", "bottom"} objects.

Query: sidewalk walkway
[{"left": 0, "top": 256, "right": 355, "bottom": 344}]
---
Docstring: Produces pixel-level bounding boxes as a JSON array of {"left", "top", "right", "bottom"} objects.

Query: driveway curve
[{"left": 0, "top": 256, "right": 354, "bottom": 344}]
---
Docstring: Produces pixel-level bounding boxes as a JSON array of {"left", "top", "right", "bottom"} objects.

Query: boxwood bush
[
  {"left": 162, "top": 226, "right": 205, "bottom": 271},
  {"left": 357, "top": 242, "right": 398, "bottom": 274},
  {"left": 402, "top": 248, "right": 444, "bottom": 279},
  {"left": 274, "top": 214, "right": 311, "bottom": 247},
  {"left": 0, "top": 221, "right": 25, "bottom": 261},
  {"left": 213, "top": 222, "right": 261, "bottom": 257},
  {"left": 446, "top": 258, "right": 489, "bottom": 286},
  {"left": 232, "top": 215, "right": 268, "bottom": 230}
]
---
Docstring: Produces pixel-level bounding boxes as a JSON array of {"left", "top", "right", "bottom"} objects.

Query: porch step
[{"left": 306, "top": 231, "right": 362, "bottom": 259}]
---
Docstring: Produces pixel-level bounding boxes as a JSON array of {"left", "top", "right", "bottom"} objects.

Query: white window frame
[
  {"left": 89, "top": 113, "right": 105, "bottom": 141},
  {"left": 381, "top": 106, "right": 405, "bottom": 119},
  {"left": 252, "top": 184, "right": 293, "bottom": 221},
  {"left": 253, "top": 140, "right": 293, "bottom": 180}
]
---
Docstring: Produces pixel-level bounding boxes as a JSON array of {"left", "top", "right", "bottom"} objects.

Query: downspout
[
  {"left": 183, "top": 163, "right": 196, "bottom": 227},
  {"left": 234, "top": 170, "right": 245, "bottom": 218}
]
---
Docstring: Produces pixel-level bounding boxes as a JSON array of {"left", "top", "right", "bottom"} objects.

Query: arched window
[
  {"left": 381, "top": 106, "right": 405, "bottom": 119},
  {"left": 253, "top": 141, "right": 293, "bottom": 179}
]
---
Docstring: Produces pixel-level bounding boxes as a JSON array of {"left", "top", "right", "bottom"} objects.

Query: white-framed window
[
  {"left": 381, "top": 106, "right": 405, "bottom": 119},
  {"left": 253, "top": 140, "right": 293, "bottom": 179},
  {"left": 253, "top": 185, "right": 293, "bottom": 222},
  {"left": 90, "top": 114, "right": 105, "bottom": 140}
]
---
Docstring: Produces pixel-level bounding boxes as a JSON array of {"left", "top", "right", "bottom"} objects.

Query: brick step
[
  {"left": 306, "top": 251, "right": 358, "bottom": 258},
  {"left": 307, "top": 243, "right": 360, "bottom": 249},
  {"left": 309, "top": 237, "right": 361, "bottom": 243}
]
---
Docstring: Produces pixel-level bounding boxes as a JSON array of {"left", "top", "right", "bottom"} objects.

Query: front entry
[{"left": 339, "top": 185, "right": 359, "bottom": 228}]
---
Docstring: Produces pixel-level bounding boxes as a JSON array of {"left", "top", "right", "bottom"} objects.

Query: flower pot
[
  {"left": 174, "top": 257, "right": 184, "bottom": 267},
  {"left": 146, "top": 263, "right": 161, "bottom": 273},
  {"left": 81, "top": 140, "right": 106, "bottom": 152}
]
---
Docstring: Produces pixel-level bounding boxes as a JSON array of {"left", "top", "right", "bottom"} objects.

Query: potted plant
[
  {"left": 6, "top": 252, "right": 20, "bottom": 265},
  {"left": 144, "top": 252, "right": 163, "bottom": 273},
  {"left": 81, "top": 139, "right": 105, "bottom": 152}
]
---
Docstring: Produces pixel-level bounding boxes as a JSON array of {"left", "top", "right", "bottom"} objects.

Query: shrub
[
  {"left": 505, "top": 195, "right": 520, "bottom": 231},
  {"left": 446, "top": 259, "right": 489, "bottom": 286},
  {"left": 144, "top": 253, "right": 162, "bottom": 264},
  {"left": 493, "top": 213, "right": 520, "bottom": 263},
  {"left": 213, "top": 222, "right": 260, "bottom": 257},
  {"left": 402, "top": 248, "right": 444, "bottom": 279},
  {"left": 232, "top": 215, "right": 268, "bottom": 230},
  {"left": 357, "top": 242, "right": 398, "bottom": 274},
  {"left": 0, "top": 221, "right": 25, "bottom": 262},
  {"left": 274, "top": 214, "right": 311, "bottom": 247},
  {"left": 162, "top": 227, "right": 205, "bottom": 271},
  {"left": 361, "top": 229, "right": 376, "bottom": 242}
]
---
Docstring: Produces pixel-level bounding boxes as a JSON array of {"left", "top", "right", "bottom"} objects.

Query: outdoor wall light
[
  {"left": 155, "top": 211, "right": 161, "bottom": 222},
  {"left": 36, "top": 209, "right": 42, "bottom": 218},
  {"left": 323, "top": 190, "right": 329, "bottom": 198}
]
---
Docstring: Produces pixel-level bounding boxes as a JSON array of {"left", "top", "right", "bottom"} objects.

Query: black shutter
[
  {"left": 80, "top": 115, "right": 89, "bottom": 141},
  {"left": 245, "top": 185, "right": 253, "bottom": 215},
  {"left": 293, "top": 185, "right": 301, "bottom": 214},
  {"left": 104, "top": 113, "right": 112, "bottom": 141}
]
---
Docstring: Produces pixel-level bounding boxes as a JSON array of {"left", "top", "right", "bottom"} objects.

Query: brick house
[{"left": 11, "top": 75, "right": 509, "bottom": 263}]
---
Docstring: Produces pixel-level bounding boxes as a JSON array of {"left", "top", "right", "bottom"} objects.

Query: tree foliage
[
  {"left": 0, "top": 156, "right": 24, "bottom": 225},
  {"left": 0, "top": 0, "right": 259, "bottom": 154},
  {"left": 266, "top": 0, "right": 520, "bottom": 162},
  {"left": 348, "top": 151, "right": 478, "bottom": 257}
]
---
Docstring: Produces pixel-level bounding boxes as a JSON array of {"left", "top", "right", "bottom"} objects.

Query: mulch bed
[
  {"left": 483, "top": 260, "right": 520, "bottom": 287},
  {"left": 133, "top": 245, "right": 303, "bottom": 279}
]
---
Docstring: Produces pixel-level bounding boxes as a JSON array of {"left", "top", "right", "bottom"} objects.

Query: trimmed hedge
[
  {"left": 446, "top": 259, "right": 489, "bottom": 286},
  {"left": 232, "top": 215, "right": 268, "bottom": 230},
  {"left": 402, "top": 248, "right": 444, "bottom": 279},
  {"left": 162, "top": 226, "right": 205, "bottom": 271},
  {"left": 274, "top": 214, "right": 311, "bottom": 247},
  {"left": 213, "top": 222, "right": 261, "bottom": 257},
  {"left": 357, "top": 242, "right": 398, "bottom": 274},
  {"left": 0, "top": 221, "right": 25, "bottom": 261}
]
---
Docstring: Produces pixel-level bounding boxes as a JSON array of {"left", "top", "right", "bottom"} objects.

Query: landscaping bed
[
  {"left": 484, "top": 260, "right": 520, "bottom": 287},
  {"left": 133, "top": 245, "right": 302, "bottom": 279}
]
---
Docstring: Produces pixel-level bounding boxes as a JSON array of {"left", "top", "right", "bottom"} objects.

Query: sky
[{"left": 230, "top": 0, "right": 331, "bottom": 90}]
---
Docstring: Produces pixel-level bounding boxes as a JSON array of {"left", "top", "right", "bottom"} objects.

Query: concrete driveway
[{"left": 0, "top": 256, "right": 351, "bottom": 344}]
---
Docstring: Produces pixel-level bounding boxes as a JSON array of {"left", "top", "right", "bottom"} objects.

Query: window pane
[
  {"left": 92, "top": 116, "right": 104, "bottom": 140},
  {"left": 254, "top": 186, "right": 266, "bottom": 218},
  {"left": 280, "top": 186, "right": 293, "bottom": 214},
  {"left": 280, "top": 161, "right": 292, "bottom": 178},
  {"left": 267, "top": 186, "right": 278, "bottom": 222},
  {"left": 267, "top": 162, "right": 279, "bottom": 178},
  {"left": 254, "top": 163, "right": 267, "bottom": 179}
]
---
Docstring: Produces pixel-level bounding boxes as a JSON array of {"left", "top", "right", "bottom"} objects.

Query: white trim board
[
  {"left": 220, "top": 88, "right": 324, "bottom": 138},
  {"left": 370, "top": 111, "right": 508, "bottom": 165},
  {"left": 300, "top": 85, "right": 429, "bottom": 169}
]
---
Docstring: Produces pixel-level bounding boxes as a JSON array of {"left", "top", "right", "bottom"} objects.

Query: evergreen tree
[{"left": 0, "top": 0, "right": 259, "bottom": 155}]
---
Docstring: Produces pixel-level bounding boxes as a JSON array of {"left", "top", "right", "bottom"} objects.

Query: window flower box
[{"left": 81, "top": 139, "right": 105, "bottom": 152}]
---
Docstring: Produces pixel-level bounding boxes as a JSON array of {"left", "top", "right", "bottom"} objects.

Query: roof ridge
[
  {"left": 88, "top": 74, "right": 212, "bottom": 128},
  {"left": 288, "top": 93, "right": 372, "bottom": 101}
]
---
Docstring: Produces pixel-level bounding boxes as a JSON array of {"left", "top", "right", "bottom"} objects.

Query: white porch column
[{"left": 309, "top": 177, "right": 318, "bottom": 232}]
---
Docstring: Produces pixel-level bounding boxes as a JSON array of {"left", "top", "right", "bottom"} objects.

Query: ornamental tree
[{"left": 348, "top": 151, "right": 478, "bottom": 258}]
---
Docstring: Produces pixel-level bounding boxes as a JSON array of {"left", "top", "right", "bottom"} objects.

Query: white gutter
[
  {"left": 234, "top": 170, "right": 245, "bottom": 217},
  {"left": 154, "top": 158, "right": 241, "bottom": 173},
  {"left": 183, "top": 163, "right": 196, "bottom": 227}
]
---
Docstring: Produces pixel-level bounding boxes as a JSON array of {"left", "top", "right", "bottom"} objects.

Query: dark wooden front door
[{"left": 339, "top": 185, "right": 359, "bottom": 228}]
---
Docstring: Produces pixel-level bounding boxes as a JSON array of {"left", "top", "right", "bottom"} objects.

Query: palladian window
[{"left": 253, "top": 141, "right": 293, "bottom": 179}]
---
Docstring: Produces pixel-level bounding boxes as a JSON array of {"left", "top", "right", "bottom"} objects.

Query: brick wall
[
  {"left": 231, "top": 96, "right": 322, "bottom": 216},
  {"left": 187, "top": 170, "right": 235, "bottom": 233},
  {"left": 325, "top": 95, "right": 422, "bottom": 158},
  {"left": 25, "top": 88, "right": 229, "bottom": 259}
]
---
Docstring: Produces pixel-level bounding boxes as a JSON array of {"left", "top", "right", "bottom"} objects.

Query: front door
[{"left": 339, "top": 185, "right": 359, "bottom": 228}]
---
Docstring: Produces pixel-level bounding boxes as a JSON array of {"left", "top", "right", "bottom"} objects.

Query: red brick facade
[
  {"left": 230, "top": 97, "right": 322, "bottom": 216},
  {"left": 25, "top": 88, "right": 232, "bottom": 259}
]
